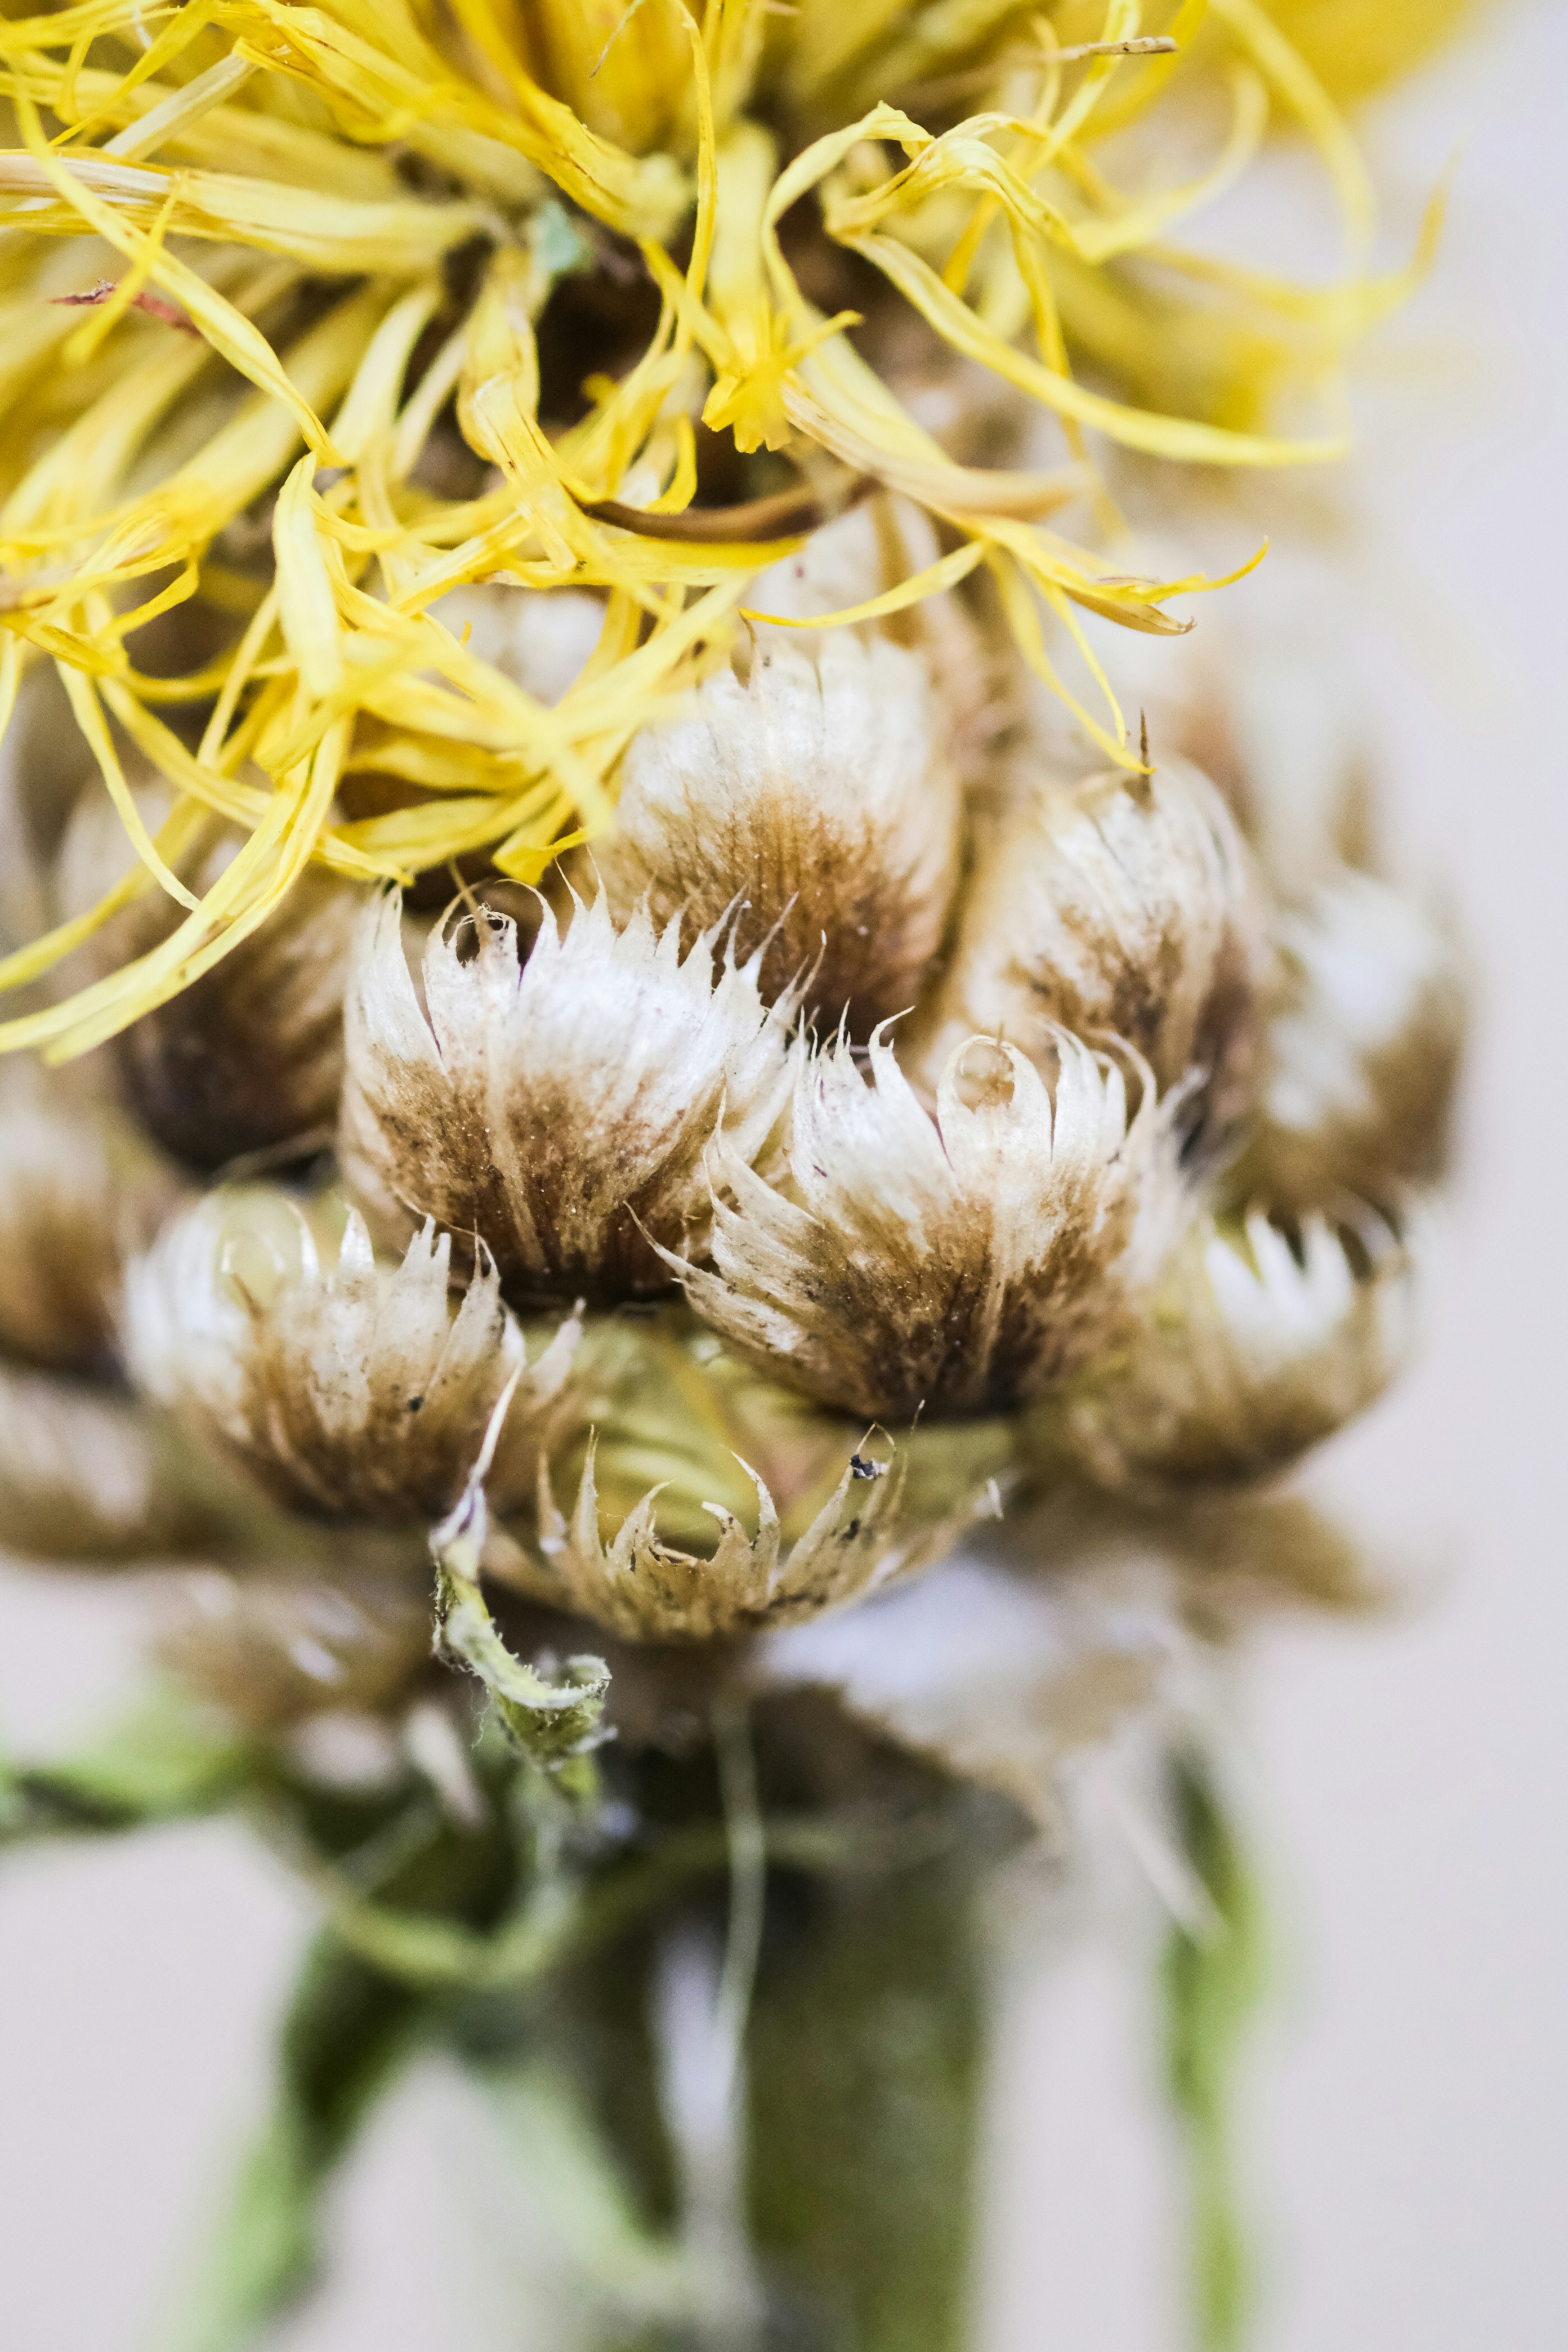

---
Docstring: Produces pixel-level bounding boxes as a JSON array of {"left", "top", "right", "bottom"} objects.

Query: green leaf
[
  {"left": 164, "top": 1931, "right": 426, "bottom": 2352},
  {"left": 1160, "top": 1746, "right": 1268, "bottom": 2352},
  {"left": 0, "top": 1685, "right": 261, "bottom": 1844}
]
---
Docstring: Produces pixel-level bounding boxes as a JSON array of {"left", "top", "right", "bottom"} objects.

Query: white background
[{"left": 1, "top": 7, "right": 1564, "bottom": 2345}]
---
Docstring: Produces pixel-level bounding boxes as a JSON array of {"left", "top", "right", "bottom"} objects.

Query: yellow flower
[{"left": 0, "top": 0, "right": 1450, "bottom": 1062}]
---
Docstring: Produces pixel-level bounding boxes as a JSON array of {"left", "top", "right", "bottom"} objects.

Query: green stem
[{"left": 1160, "top": 1744, "right": 1267, "bottom": 2352}]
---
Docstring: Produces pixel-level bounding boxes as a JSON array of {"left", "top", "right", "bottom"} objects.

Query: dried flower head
[
  {"left": 481, "top": 1306, "right": 1012, "bottom": 1641},
  {"left": 1238, "top": 871, "right": 1466, "bottom": 1210},
  {"left": 744, "top": 501, "right": 1004, "bottom": 786},
  {"left": 676, "top": 1027, "right": 1185, "bottom": 1422},
  {"left": 159, "top": 1571, "right": 431, "bottom": 1730},
  {"left": 0, "top": 1060, "right": 181, "bottom": 1374},
  {"left": 1049, "top": 1206, "right": 1418, "bottom": 1493},
  {"left": 52, "top": 784, "right": 363, "bottom": 1170},
  {"left": 118, "top": 870, "right": 360, "bottom": 1174},
  {"left": 539, "top": 1308, "right": 1013, "bottom": 1560},
  {"left": 339, "top": 888, "right": 802, "bottom": 1302},
  {"left": 492, "top": 1428, "right": 1002, "bottom": 1647},
  {"left": 0, "top": 1364, "right": 215, "bottom": 1566},
  {"left": 124, "top": 1190, "right": 575, "bottom": 1523},
  {"left": 914, "top": 756, "right": 1267, "bottom": 1149},
  {"left": 592, "top": 632, "right": 961, "bottom": 1037}
]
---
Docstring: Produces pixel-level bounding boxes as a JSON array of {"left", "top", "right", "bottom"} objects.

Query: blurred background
[{"left": 1, "top": 4, "right": 1563, "bottom": 2345}]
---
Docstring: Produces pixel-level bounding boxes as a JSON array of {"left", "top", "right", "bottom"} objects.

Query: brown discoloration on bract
[
  {"left": 676, "top": 1028, "right": 1187, "bottom": 1422},
  {"left": 592, "top": 635, "right": 962, "bottom": 1040},
  {"left": 914, "top": 757, "right": 1268, "bottom": 1155},
  {"left": 124, "top": 1193, "right": 577, "bottom": 1524},
  {"left": 339, "top": 889, "right": 803, "bottom": 1305}
]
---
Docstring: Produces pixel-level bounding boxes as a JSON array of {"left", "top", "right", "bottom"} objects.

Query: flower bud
[
  {"left": 158, "top": 1571, "right": 430, "bottom": 1730},
  {"left": 483, "top": 1309, "right": 1013, "bottom": 1641},
  {"left": 0, "top": 1364, "right": 215, "bottom": 1566},
  {"left": 124, "top": 1189, "right": 576, "bottom": 1523},
  {"left": 0, "top": 1060, "right": 181, "bottom": 1374},
  {"left": 1051, "top": 1205, "right": 1417, "bottom": 1492},
  {"left": 1236, "top": 871, "right": 1466, "bottom": 1210},
  {"left": 593, "top": 633, "right": 961, "bottom": 1037},
  {"left": 339, "top": 888, "right": 803, "bottom": 1301},
  {"left": 58, "top": 793, "right": 362, "bottom": 1171},
  {"left": 913, "top": 756, "right": 1267, "bottom": 1149},
  {"left": 675, "top": 1026, "right": 1187, "bottom": 1422},
  {"left": 745, "top": 497, "right": 1000, "bottom": 783},
  {"left": 498, "top": 1422, "right": 1003, "bottom": 1645}
]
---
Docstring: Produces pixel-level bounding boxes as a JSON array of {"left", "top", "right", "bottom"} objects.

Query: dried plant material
[
  {"left": 914, "top": 757, "right": 1267, "bottom": 1151},
  {"left": 762, "top": 1557, "right": 1179, "bottom": 1826},
  {"left": 159, "top": 1570, "right": 431, "bottom": 1730},
  {"left": 0, "top": 1365, "right": 218, "bottom": 1566},
  {"left": 547, "top": 1307, "right": 1016, "bottom": 1562},
  {"left": 1236, "top": 871, "right": 1467, "bottom": 1210},
  {"left": 1051, "top": 1206, "right": 1418, "bottom": 1494},
  {"left": 593, "top": 633, "right": 961, "bottom": 1035},
  {"left": 744, "top": 499, "right": 1006, "bottom": 786},
  {"left": 493, "top": 1424, "right": 1000, "bottom": 1646},
  {"left": 996, "top": 1478, "right": 1390, "bottom": 1637},
  {"left": 124, "top": 1190, "right": 576, "bottom": 1523},
  {"left": 0, "top": 1060, "right": 181, "bottom": 1374},
  {"left": 113, "top": 863, "right": 360, "bottom": 1171},
  {"left": 57, "top": 792, "right": 369, "bottom": 1168},
  {"left": 676, "top": 1028, "right": 1186, "bottom": 1422},
  {"left": 340, "top": 889, "right": 803, "bottom": 1303}
]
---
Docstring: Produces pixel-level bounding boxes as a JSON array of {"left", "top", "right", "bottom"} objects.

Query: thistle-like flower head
[
  {"left": 677, "top": 1026, "right": 1186, "bottom": 1422},
  {"left": 1052, "top": 1205, "right": 1419, "bottom": 1493},
  {"left": 915, "top": 756, "right": 1267, "bottom": 1150},
  {"left": 57, "top": 793, "right": 362, "bottom": 1171},
  {"left": 0, "top": 1061, "right": 181, "bottom": 1375},
  {"left": 339, "top": 887, "right": 803, "bottom": 1301},
  {"left": 159, "top": 1572, "right": 431, "bottom": 1730},
  {"left": 1240, "top": 871, "right": 1466, "bottom": 1209},
  {"left": 124, "top": 1189, "right": 574, "bottom": 1523},
  {"left": 594, "top": 632, "right": 961, "bottom": 1037}
]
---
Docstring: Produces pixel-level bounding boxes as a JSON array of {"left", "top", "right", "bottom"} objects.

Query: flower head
[
  {"left": 1238, "top": 871, "right": 1466, "bottom": 1210},
  {"left": 124, "top": 1189, "right": 575, "bottom": 1523},
  {"left": 0, "top": 1061, "right": 181, "bottom": 1374},
  {"left": 56, "top": 794, "right": 363, "bottom": 1172},
  {"left": 676, "top": 1026, "right": 1186, "bottom": 1422},
  {"left": 0, "top": 1363, "right": 213, "bottom": 1566},
  {"left": 494, "top": 1426, "right": 1002, "bottom": 1646},
  {"left": 593, "top": 632, "right": 961, "bottom": 1037},
  {"left": 159, "top": 1572, "right": 431, "bottom": 1730},
  {"left": 1051, "top": 1205, "right": 1419, "bottom": 1493},
  {"left": 914, "top": 757, "right": 1267, "bottom": 1151},
  {"left": 339, "top": 887, "right": 803, "bottom": 1302}
]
